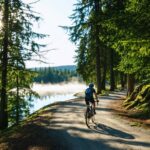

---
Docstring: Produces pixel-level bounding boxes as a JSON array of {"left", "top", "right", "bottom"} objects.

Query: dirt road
[{"left": 1, "top": 91, "right": 150, "bottom": 150}]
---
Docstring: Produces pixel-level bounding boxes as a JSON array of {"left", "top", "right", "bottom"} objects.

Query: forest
[
  {"left": 0, "top": 0, "right": 150, "bottom": 131},
  {"left": 32, "top": 65, "right": 79, "bottom": 83},
  {"left": 64, "top": 0, "right": 150, "bottom": 118}
]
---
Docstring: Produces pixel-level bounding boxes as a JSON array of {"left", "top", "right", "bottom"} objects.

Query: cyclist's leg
[
  {"left": 85, "top": 98, "right": 90, "bottom": 112},
  {"left": 90, "top": 99, "right": 96, "bottom": 114},
  {"left": 85, "top": 99, "right": 89, "bottom": 105}
]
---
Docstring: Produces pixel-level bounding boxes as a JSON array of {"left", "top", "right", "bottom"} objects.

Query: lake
[{"left": 30, "top": 82, "right": 86, "bottom": 113}]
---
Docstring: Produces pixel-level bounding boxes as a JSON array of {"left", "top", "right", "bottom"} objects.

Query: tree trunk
[
  {"left": 110, "top": 48, "right": 115, "bottom": 91},
  {"left": 16, "top": 72, "right": 19, "bottom": 125},
  {"left": 0, "top": 0, "right": 9, "bottom": 130},
  {"left": 94, "top": 0, "right": 101, "bottom": 94},
  {"left": 127, "top": 74, "right": 135, "bottom": 96},
  {"left": 101, "top": 49, "right": 107, "bottom": 90},
  {"left": 120, "top": 72, "right": 125, "bottom": 90}
]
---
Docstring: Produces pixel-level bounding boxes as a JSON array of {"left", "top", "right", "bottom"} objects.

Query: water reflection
[{"left": 30, "top": 82, "right": 86, "bottom": 113}]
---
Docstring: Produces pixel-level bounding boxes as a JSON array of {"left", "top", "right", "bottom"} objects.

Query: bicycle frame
[{"left": 85, "top": 102, "right": 95, "bottom": 126}]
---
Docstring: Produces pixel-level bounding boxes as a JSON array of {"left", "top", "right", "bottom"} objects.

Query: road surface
[{"left": 0, "top": 91, "right": 150, "bottom": 150}]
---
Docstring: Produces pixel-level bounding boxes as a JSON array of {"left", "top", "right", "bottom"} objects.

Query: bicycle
[{"left": 85, "top": 100, "right": 98, "bottom": 127}]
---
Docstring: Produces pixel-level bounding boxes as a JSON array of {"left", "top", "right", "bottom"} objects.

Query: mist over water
[
  {"left": 30, "top": 82, "right": 86, "bottom": 113},
  {"left": 32, "top": 82, "right": 86, "bottom": 96}
]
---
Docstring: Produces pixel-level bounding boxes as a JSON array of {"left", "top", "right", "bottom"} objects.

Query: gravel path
[{"left": 1, "top": 91, "right": 150, "bottom": 150}]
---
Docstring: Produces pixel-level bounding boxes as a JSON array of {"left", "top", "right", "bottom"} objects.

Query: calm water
[{"left": 30, "top": 82, "right": 86, "bottom": 113}]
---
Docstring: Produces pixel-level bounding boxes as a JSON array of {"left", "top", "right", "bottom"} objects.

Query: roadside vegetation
[{"left": 123, "top": 84, "right": 150, "bottom": 118}]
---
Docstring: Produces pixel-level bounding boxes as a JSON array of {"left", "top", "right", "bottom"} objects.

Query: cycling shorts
[{"left": 85, "top": 98, "right": 95, "bottom": 105}]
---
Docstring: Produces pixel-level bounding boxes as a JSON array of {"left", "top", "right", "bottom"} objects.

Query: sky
[{"left": 25, "top": 0, "right": 76, "bottom": 68}]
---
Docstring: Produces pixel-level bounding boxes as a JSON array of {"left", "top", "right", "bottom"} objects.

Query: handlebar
[{"left": 95, "top": 99, "right": 99, "bottom": 105}]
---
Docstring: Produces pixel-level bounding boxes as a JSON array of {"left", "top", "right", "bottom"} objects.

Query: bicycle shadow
[{"left": 88, "top": 122, "right": 134, "bottom": 139}]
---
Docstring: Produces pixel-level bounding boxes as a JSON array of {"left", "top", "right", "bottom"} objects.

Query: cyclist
[{"left": 85, "top": 83, "right": 99, "bottom": 114}]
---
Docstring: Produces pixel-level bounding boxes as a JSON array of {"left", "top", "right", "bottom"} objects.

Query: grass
[
  {"left": 130, "top": 121, "right": 142, "bottom": 127},
  {"left": 100, "top": 90, "right": 110, "bottom": 96}
]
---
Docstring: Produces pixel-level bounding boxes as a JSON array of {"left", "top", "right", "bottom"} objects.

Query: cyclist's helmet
[{"left": 89, "top": 83, "right": 94, "bottom": 88}]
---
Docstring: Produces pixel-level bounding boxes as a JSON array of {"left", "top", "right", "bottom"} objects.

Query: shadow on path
[
  {"left": 2, "top": 123, "right": 118, "bottom": 150},
  {"left": 89, "top": 123, "right": 134, "bottom": 139}
]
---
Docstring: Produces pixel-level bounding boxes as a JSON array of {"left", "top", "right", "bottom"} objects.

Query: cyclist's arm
[
  {"left": 94, "top": 93, "right": 98, "bottom": 101},
  {"left": 94, "top": 91, "right": 99, "bottom": 105}
]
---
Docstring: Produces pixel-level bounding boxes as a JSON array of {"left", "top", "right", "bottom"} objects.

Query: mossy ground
[{"left": 123, "top": 84, "right": 150, "bottom": 118}]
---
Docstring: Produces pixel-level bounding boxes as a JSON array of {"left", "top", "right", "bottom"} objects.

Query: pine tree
[
  {"left": 0, "top": 0, "right": 9, "bottom": 129},
  {"left": 0, "top": 0, "right": 47, "bottom": 129}
]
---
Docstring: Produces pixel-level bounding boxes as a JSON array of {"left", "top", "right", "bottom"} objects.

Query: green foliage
[
  {"left": 114, "top": 40, "right": 150, "bottom": 81},
  {"left": 65, "top": 0, "right": 150, "bottom": 95},
  {"left": 112, "top": 0, "right": 150, "bottom": 82},
  {"left": 0, "top": 0, "right": 46, "bottom": 127},
  {"left": 64, "top": 0, "right": 106, "bottom": 85},
  {"left": 7, "top": 69, "right": 39, "bottom": 124},
  {"left": 33, "top": 66, "right": 79, "bottom": 83}
]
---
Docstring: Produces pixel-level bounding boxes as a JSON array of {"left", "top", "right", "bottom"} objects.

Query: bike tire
[{"left": 85, "top": 111, "right": 90, "bottom": 126}]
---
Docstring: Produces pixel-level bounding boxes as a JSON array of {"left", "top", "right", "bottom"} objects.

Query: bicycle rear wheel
[{"left": 85, "top": 111, "right": 90, "bottom": 126}]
